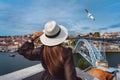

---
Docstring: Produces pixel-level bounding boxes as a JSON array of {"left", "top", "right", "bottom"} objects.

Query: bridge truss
[{"left": 74, "top": 39, "right": 106, "bottom": 67}]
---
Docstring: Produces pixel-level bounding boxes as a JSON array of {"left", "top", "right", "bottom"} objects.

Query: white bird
[{"left": 85, "top": 9, "right": 95, "bottom": 21}]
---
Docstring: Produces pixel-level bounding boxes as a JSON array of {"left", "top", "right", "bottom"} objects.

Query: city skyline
[{"left": 0, "top": 0, "right": 120, "bottom": 36}]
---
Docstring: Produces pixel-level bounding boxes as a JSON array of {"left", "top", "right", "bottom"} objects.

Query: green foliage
[
  {"left": 62, "top": 42, "right": 69, "bottom": 46},
  {"left": 70, "top": 40, "right": 77, "bottom": 46},
  {"left": 73, "top": 53, "right": 90, "bottom": 70},
  {"left": 76, "top": 58, "right": 90, "bottom": 70},
  {"left": 94, "top": 32, "right": 100, "bottom": 37}
]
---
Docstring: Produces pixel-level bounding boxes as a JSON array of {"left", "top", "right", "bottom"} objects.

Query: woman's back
[
  {"left": 43, "top": 45, "right": 65, "bottom": 75},
  {"left": 41, "top": 45, "right": 78, "bottom": 80}
]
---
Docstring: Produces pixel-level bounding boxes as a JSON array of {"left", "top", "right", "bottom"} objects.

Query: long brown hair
[{"left": 43, "top": 45, "right": 64, "bottom": 75}]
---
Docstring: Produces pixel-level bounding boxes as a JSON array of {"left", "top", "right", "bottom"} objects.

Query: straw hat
[{"left": 40, "top": 21, "right": 68, "bottom": 46}]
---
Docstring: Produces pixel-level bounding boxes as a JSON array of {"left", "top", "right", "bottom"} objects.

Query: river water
[
  {"left": 0, "top": 52, "right": 40, "bottom": 76},
  {"left": 0, "top": 52, "right": 120, "bottom": 76},
  {"left": 106, "top": 52, "right": 120, "bottom": 67}
]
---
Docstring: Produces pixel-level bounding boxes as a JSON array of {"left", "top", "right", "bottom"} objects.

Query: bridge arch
[{"left": 74, "top": 39, "right": 106, "bottom": 67}]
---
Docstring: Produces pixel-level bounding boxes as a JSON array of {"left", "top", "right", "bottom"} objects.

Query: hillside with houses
[{"left": 0, "top": 32, "right": 120, "bottom": 52}]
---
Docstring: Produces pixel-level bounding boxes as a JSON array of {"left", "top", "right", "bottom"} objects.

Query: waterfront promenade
[
  {"left": 0, "top": 64, "right": 44, "bottom": 80},
  {"left": 0, "top": 64, "right": 97, "bottom": 80}
]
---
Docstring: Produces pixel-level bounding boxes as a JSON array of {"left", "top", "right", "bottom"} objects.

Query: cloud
[
  {"left": 98, "top": 27, "right": 108, "bottom": 31},
  {"left": 0, "top": 0, "right": 120, "bottom": 35},
  {"left": 81, "top": 27, "right": 90, "bottom": 30},
  {"left": 0, "top": 0, "right": 84, "bottom": 35},
  {"left": 109, "top": 23, "right": 120, "bottom": 28},
  {"left": 95, "top": 23, "right": 120, "bottom": 32}
]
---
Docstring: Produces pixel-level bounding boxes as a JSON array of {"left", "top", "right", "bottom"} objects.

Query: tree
[
  {"left": 73, "top": 53, "right": 90, "bottom": 70},
  {"left": 94, "top": 32, "right": 100, "bottom": 37}
]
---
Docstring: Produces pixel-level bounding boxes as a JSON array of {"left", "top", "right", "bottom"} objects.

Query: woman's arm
[
  {"left": 18, "top": 41, "right": 43, "bottom": 61},
  {"left": 18, "top": 32, "right": 44, "bottom": 61}
]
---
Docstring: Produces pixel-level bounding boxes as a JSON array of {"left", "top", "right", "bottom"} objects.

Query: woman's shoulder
[
  {"left": 63, "top": 46, "right": 72, "bottom": 52},
  {"left": 63, "top": 47, "right": 73, "bottom": 57}
]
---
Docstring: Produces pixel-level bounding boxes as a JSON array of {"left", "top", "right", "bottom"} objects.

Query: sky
[{"left": 0, "top": 0, "right": 120, "bottom": 36}]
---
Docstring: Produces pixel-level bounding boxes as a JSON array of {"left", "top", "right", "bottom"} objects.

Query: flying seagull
[{"left": 85, "top": 9, "right": 95, "bottom": 21}]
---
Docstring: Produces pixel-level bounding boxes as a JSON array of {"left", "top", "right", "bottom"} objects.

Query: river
[
  {"left": 0, "top": 52, "right": 120, "bottom": 76},
  {"left": 0, "top": 52, "right": 40, "bottom": 76},
  {"left": 106, "top": 52, "right": 120, "bottom": 67}
]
